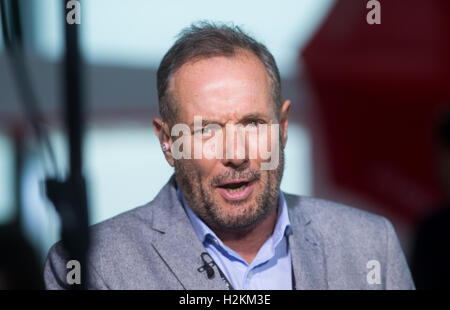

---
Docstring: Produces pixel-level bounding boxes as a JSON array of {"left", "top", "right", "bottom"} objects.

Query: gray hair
[{"left": 157, "top": 21, "right": 282, "bottom": 127}]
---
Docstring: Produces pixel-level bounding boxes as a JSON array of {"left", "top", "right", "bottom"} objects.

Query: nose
[
  {"left": 221, "top": 155, "right": 249, "bottom": 170},
  {"left": 221, "top": 125, "right": 249, "bottom": 170}
]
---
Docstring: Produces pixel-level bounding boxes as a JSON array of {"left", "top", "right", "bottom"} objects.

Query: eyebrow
[{"left": 188, "top": 112, "right": 269, "bottom": 128}]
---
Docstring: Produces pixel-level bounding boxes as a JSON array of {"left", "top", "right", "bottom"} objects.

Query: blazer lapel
[
  {"left": 150, "top": 176, "right": 228, "bottom": 290},
  {"left": 286, "top": 194, "right": 328, "bottom": 290},
  {"left": 150, "top": 178, "right": 328, "bottom": 290}
]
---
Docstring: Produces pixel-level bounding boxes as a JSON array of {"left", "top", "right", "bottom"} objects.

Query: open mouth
[{"left": 216, "top": 179, "right": 255, "bottom": 201}]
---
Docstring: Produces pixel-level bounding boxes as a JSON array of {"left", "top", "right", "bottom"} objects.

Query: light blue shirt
[{"left": 177, "top": 189, "right": 292, "bottom": 290}]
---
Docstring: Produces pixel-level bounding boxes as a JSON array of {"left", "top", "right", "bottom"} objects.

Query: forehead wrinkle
[
  {"left": 169, "top": 52, "right": 274, "bottom": 123},
  {"left": 173, "top": 51, "right": 270, "bottom": 95}
]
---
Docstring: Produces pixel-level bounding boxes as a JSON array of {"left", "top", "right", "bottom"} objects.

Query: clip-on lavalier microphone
[{"left": 197, "top": 252, "right": 216, "bottom": 279}]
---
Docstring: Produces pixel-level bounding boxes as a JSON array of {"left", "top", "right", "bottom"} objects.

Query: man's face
[{"left": 164, "top": 51, "right": 289, "bottom": 232}]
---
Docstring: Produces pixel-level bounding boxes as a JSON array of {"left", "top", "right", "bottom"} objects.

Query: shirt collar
[{"left": 177, "top": 187, "right": 291, "bottom": 247}]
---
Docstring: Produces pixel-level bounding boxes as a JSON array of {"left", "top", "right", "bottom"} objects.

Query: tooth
[{"left": 226, "top": 185, "right": 246, "bottom": 194}]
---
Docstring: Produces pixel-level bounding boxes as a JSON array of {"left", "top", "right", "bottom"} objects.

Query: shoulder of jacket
[{"left": 283, "top": 192, "right": 391, "bottom": 241}]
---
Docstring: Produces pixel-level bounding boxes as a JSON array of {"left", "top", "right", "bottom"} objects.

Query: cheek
[
  {"left": 191, "top": 158, "right": 219, "bottom": 179},
  {"left": 248, "top": 126, "right": 278, "bottom": 163},
  {"left": 247, "top": 131, "right": 259, "bottom": 159},
  {"left": 203, "top": 137, "right": 222, "bottom": 159}
]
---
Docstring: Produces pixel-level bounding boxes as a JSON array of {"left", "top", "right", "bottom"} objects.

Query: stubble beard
[{"left": 174, "top": 147, "right": 285, "bottom": 233}]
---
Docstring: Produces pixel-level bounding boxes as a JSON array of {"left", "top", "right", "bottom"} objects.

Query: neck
[{"left": 213, "top": 206, "right": 279, "bottom": 264}]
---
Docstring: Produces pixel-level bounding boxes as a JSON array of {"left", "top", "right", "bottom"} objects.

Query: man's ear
[
  {"left": 279, "top": 100, "right": 291, "bottom": 148},
  {"left": 153, "top": 118, "right": 175, "bottom": 167}
]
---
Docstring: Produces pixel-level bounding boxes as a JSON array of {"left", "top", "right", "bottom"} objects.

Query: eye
[
  {"left": 202, "top": 127, "right": 213, "bottom": 135},
  {"left": 194, "top": 127, "right": 214, "bottom": 136},
  {"left": 248, "top": 120, "right": 263, "bottom": 127}
]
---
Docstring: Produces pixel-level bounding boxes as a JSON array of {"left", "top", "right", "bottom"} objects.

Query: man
[{"left": 44, "top": 22, "right": 414, "bottom": 290}]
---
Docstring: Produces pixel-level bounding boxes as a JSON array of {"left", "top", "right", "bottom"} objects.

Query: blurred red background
[{"left": 302, "top": 0, "right": 450, "bottom": 227}]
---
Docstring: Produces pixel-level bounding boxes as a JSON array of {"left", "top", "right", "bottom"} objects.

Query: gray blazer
[{"left": 44, "top": 175, "right": 415, "bottom": 290}]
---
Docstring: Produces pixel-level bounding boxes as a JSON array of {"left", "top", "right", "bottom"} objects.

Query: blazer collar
[
  {"left": 285, "top": 194, "right": 328, "bottom": 290},
  {"left": 150, "top": 175, "right": 328, "bottom": 290},
  {"left": 150, "top": 175, "right": 228, "bottom": 289}
]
